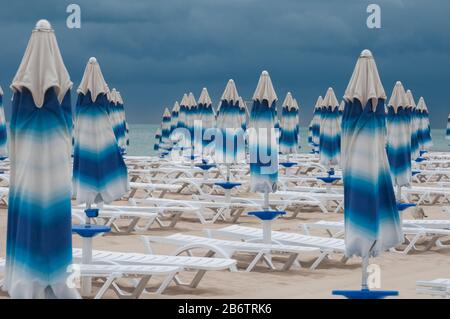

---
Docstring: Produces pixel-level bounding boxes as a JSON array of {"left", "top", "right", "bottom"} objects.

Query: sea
[{"left": 129, "top": 124, "right": 449, "bottom": 156}]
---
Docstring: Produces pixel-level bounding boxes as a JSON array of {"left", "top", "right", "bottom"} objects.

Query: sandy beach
[{"left": 1, "top": 199, "right": 448, "bottom": 299}]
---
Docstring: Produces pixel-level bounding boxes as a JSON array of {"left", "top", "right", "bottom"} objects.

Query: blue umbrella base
[
  {"left": 72, "top": 224, "right": 111, "bottom": 238},
  {"left": 415, "top": 157, "right": 427, "bottom": 163},
  {"left": 332, "top": 289, "right": 398, "bottom": 299},
  {"left": 280, "top": 162, "right": 297, "bottom": 168},
  {"left": 248, "top": 211, "right": 286, "bottom": 221},
  {"left": 195, "top": 163, "right": 216, "bottom": 171},
  {"left": 215, "top": 182, "right": 242, "bottom": 190},
  {"left": 397, "top": 203, "right": 416, "bottom": 212},
  {"left": 412, "top": 170, "right": 421, "bottom": 176},
  {"left": 317, "top": 176, "right": 341, "bottom": 184}
]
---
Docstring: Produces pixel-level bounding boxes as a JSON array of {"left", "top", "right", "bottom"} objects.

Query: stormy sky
[{"left": 0, "top": 0, "right": 448, "bottom": 127}]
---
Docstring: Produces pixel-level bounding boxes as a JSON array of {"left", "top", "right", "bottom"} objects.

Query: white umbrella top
[
  {"left": 417, "top": 97, "right": 428, "bottom": 112},
  {"left": 314, "top": 96, "right": 323, "bottom": 110},
  {"left": 405, "top": 90, "right": 417, "bottom": 109},
  {"left": 180, "top": 93, "right": 189, "bottom": 107},
  {"left": 221, "top": 79, "right": 240, "bottom": 103},
  {"left": 198, "top": 87, "right": 212, "bottom": 105},
  {"left": 108, "top": 88, "right": 118, "bottom": 104},
  {"left": 252, "top": 70, "right": 277, "bottom": 106},
  {"left": 322, "top": 87, "right": 339, "bottom": 110},
  {"left": 0, "top": 86, "right": 3, "bottom": 96},
  {"left": 77, "top": 57, "right": 110, "bottom": 103},
  {"left": 388, "top": 81, "right": 409, "bottom": 113},
  {"left": 339, "top": 100, "right": 345, "bottom": 112},
  {"left": 163, "top": 107, "right": 171, "bottom": 118},
  {"left": 282, "top": 92, "right": 297, "bottom": 111},
  {"left": 344, "top": 49, "right": 386, "bottom": 111},
  {"left": 187, "top": 92, "right": 197, "bottom": 109},
  {"left": 11, "top": 19, "right": 73, "bottom": 108},
  {"left": 293, "top": 98, "right": 300, "bottom": 109},
  {"left": 172, "top": 101, "right": 180, "bottom": 113},
  {"left": 117, "top": 91, "right": 124, "bottom": 105}
]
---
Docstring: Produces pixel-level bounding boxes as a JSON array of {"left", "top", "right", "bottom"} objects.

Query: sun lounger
[
  {"left": 142, "top": 233, "right": 320, "bottom": 272},
  {"left": 402, "top": 186, "right": 450, "bottom": 205},
  {"left": 302, "top": 220, "right": 450, "bottom": 254},
  {"left": 416, "top": 279, "right": 450, "bottom": 298},
  {"left": 72, "top": 247, "right": 237, "bottom": 290},
  {"left": 210, "top": 225, "right": 347, "bottom": 270}
]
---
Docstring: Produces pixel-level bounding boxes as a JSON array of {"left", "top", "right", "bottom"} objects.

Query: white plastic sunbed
[
  {"left": 402, "top": 186, "right": 450, "bottom": 205},
  {"left": 208, "top": 225, "right": 347, "bottom": 270},
  {"left": 0, "top": 258, "right": 180, "bottom": 299},
  {"left": 302, "top": 220, "right": 450, "bottom": 254},
  {"left": 416, "top": 279, "right": 450, "bottom": 298},
  {"left": 142, "top": 233, "right": 320, "bottom": 272},
  {"left": 72, "top": 247, "right": 237, "bottom": 290}
]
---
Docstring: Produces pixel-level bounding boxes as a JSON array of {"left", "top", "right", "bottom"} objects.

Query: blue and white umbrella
[
  {"left": 279, "top": 92, "right": 299, "bottom": 157},
  {"left": 406, "top": 90, "right": 420, "bottom": 160},
  {"left": 416, "top": 97, "right": 433, "bottom": 151},
  {"left": 160, "top": 107, "right": 172, "bottom": 150},
  {"left": 186, "top": 92, "right": 198, "bottom": 155},
  {"left": 249, "top": 71, "right": 278, "bottom": 196},
  {"left": 176, "top": 94, "right": 190, "bottom": 149},
  {"left": 238, "top": 96, "right": 248, "bottom": 132},
  {"left": 154, "top": 127, "right": 162, "bottom": 151},
  {"left": 216, "top": 79, "right": 245, "bottom": 166},
  {"left": 341, "top": 50, "right": 402, "bottom": 285},
  {"left": 0, "top": 86, "right": 7, "bottom": 157},
  {"left": 311, "top": 96, "right": 323, "bottom": 153},
  {"left": 73, "top": 57, "right": 129, "bottom": 206},
  {"left": 319, "top": 88, "right": 341, "bottom": 169},
  {"left": 447, "top": 114, "right": 450, "bottom": 140},
  {"left": 320, "top": 89, "right": 341, "bottom": 163},
  {"left": 5, "top": 19, "right": 79, "bottom": 298},
  {"left": 386, "top": 81, "right": 412, "bottom": 197},
  {"left": 170, "top": 101, "right": 180, "bottom": 137},
  {"left": 115, "top": 91, "right": 128, "bottom": 153},
  {"left": 196, "top": 88, "right": 215, "bottom": 158},
  {"left": 108, "top": 89, "right": 122, "bottom": 145}
]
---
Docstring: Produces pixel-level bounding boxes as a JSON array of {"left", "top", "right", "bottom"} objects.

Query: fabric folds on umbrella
[
  {"left": 311, "top": 96, "right": 323, "bottom": 153},
  {"left": 416, "top": 97, "right": 433, "bottom": 151},
  {"left": 249, "top": 71, "right": 278, "bottom": 193},
  {"left": 154, "top": 127, "right": 162, "bottom": 151},
  {"left": 319, "top": 88, "right": 341, "bottom": 168},
  {"left": 196, "top": 88, "right": 215, "bottom": 157},
  {"left": 73, "top": 57, "right": 128, "bottom": 206},
  {"left": 160, "top": 107, "right": 172, "bottom": 150},
  {"left": 406, "top": 90, "right": 420, "bottom": 160},
  {"left": 386, "top": 81, "right": 412, "bottom": 188},
  {"left": 216, "top": 80, "right": 245, "bottom": 164},
  {"left": 0, "top": 86, "right": 7, "bottom": 157},
  {"left": 342, "top": 50, "right": 402, "bottom": 258},
  {"left": 5, "top": 19, "right": 79, "bottom": 299},
  {"left": 279, "top": 92, "right": 299, "bottom": 155}
]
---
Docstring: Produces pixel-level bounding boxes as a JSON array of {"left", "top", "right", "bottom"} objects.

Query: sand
[{"left": 1, "top": 200, "right": 449, "bottom": 299}]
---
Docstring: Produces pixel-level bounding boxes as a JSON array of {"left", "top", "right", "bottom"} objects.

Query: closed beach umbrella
[
  {"left": 170, "top": 101, "right": 179, "bottom": 137},
  {"left": 5, "top": 19, "right": 79, "bottom": 298},
  {"left": 160, "top": 107, "right": 172, "bottom": 150},
  {"left": 319, "top": 88, "right": 341, "bottom": 169},
  {"left": 176, "top": 94, "right": 190, "bottom": 149},
  {"left": 196, "top": 88, "right": 215, "bottom": 157},
  {"left": 341, "top": 50, "right": 402, "bottom": 287},
  {"left": 386, "top": 81, "right": 412, "bottom": 196},
  {"left": 108, "top": 89, "right": 122, "bottom": 144},
  {"left": 0, "top": 86, "right": 7, "bottom": 157},
  {"left": 154, "top": 127, "right": 162, "bottom": 151},
  {"left": 216, "top": 79, "right": 245, "bottom": 165},
  {"left": 116, "top": 91, "right": 127, "bottom": 152},
  {"left": 416, "top": 97, "right": 433, "bottom": 151},
  {"left": 447, "top": 114, "right": 450, "bottom": 140},
  {"left": 185, "top": 92, "right": 197, "bottom": 153},
  {"left": 249, "top": 71, "right": 278, "bottom": 194},
  {"left": 293, "top": 98, "right": 301, "bottom": 148},
  {"left": 238, "top": 96, "right": 248, "bottom": 132},
  {"left": 279, "top": 92, "right": 299, "bottom": 156},
  {"left": 311, "top": 96, "right": 323, "bottom": 153},
  {"left": 406, "top": 90, "right": 420, "bottom": 160},
  {"left": 73, "top": 57, "right": 129, "bottom": 206}
]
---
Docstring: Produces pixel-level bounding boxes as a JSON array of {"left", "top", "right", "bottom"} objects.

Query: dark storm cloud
[{"left": 0, "top": 0, "right": 448, "bottom": 127}]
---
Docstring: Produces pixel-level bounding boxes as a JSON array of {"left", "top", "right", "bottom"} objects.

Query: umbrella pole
[
  {"left": 396, "top": 185, "right": 402, "bottom": 202},
  {"left": 82, "top": 203, "right": 92, "bottom": 296},
  {"left": 226, "top": 163, "right": 231, "bottom": 182},
  {"left": 263, "top": 190, "right": 269, "bottom": 210},
  {"left": 361, "top": 255, "right": 369, "bottom": 290},
  {"left": 263, "top": 189, "right": 272, "bottom": 264}
]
